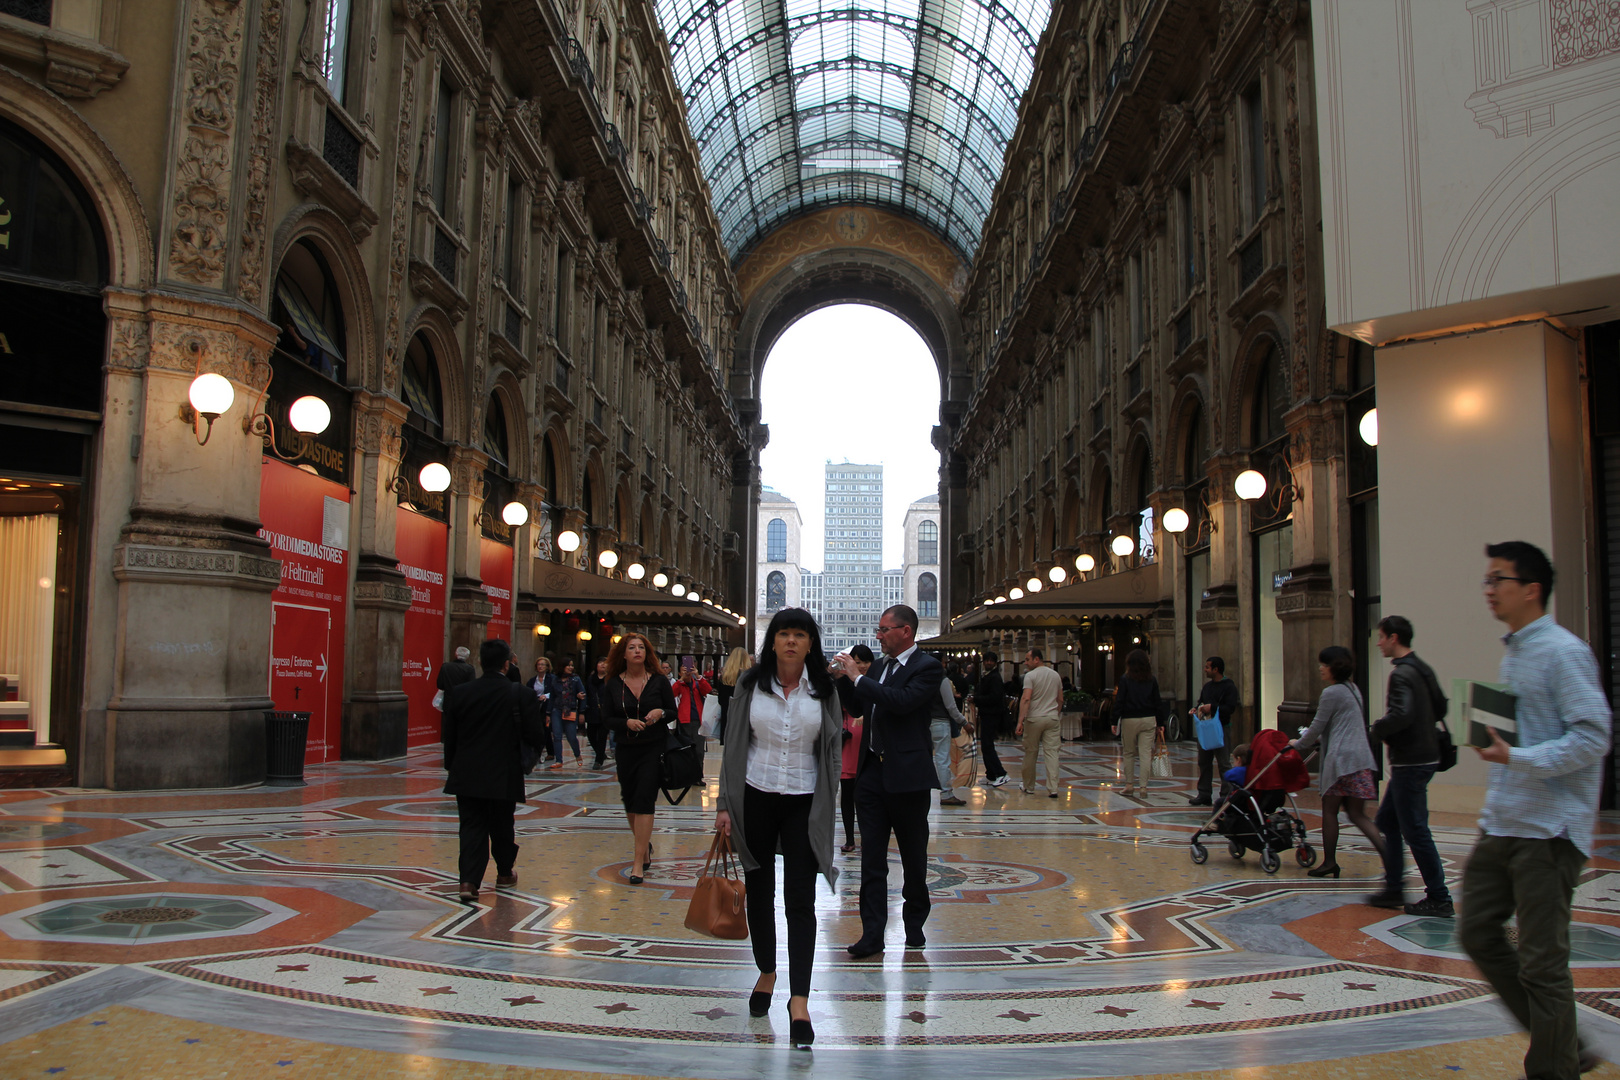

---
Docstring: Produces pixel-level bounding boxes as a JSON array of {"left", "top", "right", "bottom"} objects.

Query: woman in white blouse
[{"left": 715, "top": 607, "right": 842, "bottom": 1049}]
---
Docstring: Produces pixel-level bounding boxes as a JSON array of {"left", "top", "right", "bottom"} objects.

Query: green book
[{"left": 1468, "top": 682, "right": 1519, "bottom": 749}]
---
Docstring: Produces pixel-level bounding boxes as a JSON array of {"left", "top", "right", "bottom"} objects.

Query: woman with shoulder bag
[
  {"left": 1112, "top": 649, "right": 1162, "bottom": 797},
  {"left": 1291, "top": 645, "right": 1386, "bottom": 878},
  {"left": 713, "top": 647, "right": 751, "bottom": 744},
  {"left": 601, "top": 633, "right": 677, "bottom": 884},
  {"left": 714, "top": 608, "right": 841, "bottom": 1049},
  {"left": 529, "top": 657, "right": 556, "bottom": 764},
  {"left": 546, "top": 658, "right": 586, "bottom": 770}
]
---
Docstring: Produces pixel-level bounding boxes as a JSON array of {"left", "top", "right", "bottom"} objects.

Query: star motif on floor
[
  {"left": 504, "top": 995, "right": 542, "bottom": 1006},
  {"left": 901, "top": 1011, "right": 941, "bottom": 1024},
  {"left": 1270, "top": 991, "right": 1305, "bottom": 1001},
  {"left": 343, "top": 976, "right": 377, "bottom": 984},
  {"left": 998, "top": 1009, "right": 1041, "bottom": 1022},
  {"left": 184, "top": 1038, "right": 201, "bottom": 1044},
  {"left": 597, "top": 1002, "right": 638, "bottom": 1014},
  {"left": 1187, "top": 999, "right": 1224, "bottom": 1010},
  {"left": 694, "top": 1007, "right": 735, "bottom": 1020},
  {"left": 1344, "top": 982, "right": 1376, "bottom": 991},
  {"left": 1096, "top": 1005, "right": 1136, "bottom": 1017},
  {"left": 276, "top": 965, "right": 309, "bottom": 972},
  {"left": 419, "top": 986, "right": 456, "bottom": 996},
  {"left": 1443, "top": 1068, "right": 1463, "bottom": 1073}
]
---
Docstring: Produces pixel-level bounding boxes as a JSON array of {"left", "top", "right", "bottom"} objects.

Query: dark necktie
[{"left": 869, "top": 657, "right": 895, "bottom": 755}]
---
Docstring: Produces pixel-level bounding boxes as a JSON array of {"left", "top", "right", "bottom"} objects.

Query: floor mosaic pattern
[{"left": 2, "top": 739, "right": 1619, "bottom": 1078}]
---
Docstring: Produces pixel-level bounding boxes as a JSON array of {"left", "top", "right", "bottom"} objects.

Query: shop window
[
  {"left": 918, "top": 573, "right": 938, "bottom": 618},
  {"left": 766, "top": 518, "right": 786, "bottom": 562},
  {"left": 402, "top": 334, "right": 444, "bottom": 439},
  {"left": 0, "top": 119, "right": 106, "bottom": 287},
  {"left": 918, "top": 519, "right": 938, "bottom": 564},
  {"left": 272, "top": 240, "right": 347, "bottom": 382}
]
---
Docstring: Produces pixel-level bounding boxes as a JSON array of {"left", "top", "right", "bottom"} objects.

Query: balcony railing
[
  {"left": 323, "top": 108, "right": 361, "bottom": 188},
  {"left": 564, "top": 37, "right": 594, "bottom": 94}
]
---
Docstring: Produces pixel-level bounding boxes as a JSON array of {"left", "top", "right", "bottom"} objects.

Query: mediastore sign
[
  {"left": 481, "top": 537, "right": 513, "bottom": 642},
  {"left": 397, "top": 507, "right": 448, "bottom": 746},
  {"left": 259, "top": 459, "right": 350, "bottom": 765}
]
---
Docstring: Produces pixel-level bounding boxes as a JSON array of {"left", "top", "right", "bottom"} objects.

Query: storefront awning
[
  {"left": 917, "top": 629, "right": 991, "bottom": 649},
  {"left": 949, "top": 563, "right": 1162, "bottom": 631},
  {"left": 533, "top": 560, "right": 744, "bottom": 630}
]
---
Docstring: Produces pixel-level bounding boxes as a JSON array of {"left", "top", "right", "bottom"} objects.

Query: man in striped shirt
[{"left": 1460, "top": 541, "right": 1611, "bottom": 1080}]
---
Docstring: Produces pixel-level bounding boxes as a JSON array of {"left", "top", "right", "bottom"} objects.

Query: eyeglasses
[
  {"left": 1481, "top": 575, "right": 1528, "bottom": 590},
  {"left": 874, "top": 625, "right": 901, "bottom": 635}
]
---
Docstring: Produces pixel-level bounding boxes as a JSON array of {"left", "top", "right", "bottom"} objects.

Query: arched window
[
  {"left": 918, "top": 572, "right": 938, "bottom": 618},
  {"left": 273, "top": 239, "right": 347, "bottom": 382},
  {"left": 766, "top": 571, "right": 787, "bottom": 612},
  {"left": 1182, "top": 405, "right": 1206, "bottom": 483},
  {"left": 483, "top": 394, "right": 509, "bottom": 474},
  {"left": 766, "top": 518, "right": 787, "bottom": 562},
  {"left": 917, "top": 519, "right": 938, "bottom": 564},
  {"left": 1250, "top": 346, "right": 1287, "bottom": 449},
  {"left": 402, "top": 334, "right": 443, "bottom": 439},
  {"left": 1135, "top": 442, "right": 1155, "bottom": 564},
  {"left": 0, "top": 120, "right": 106, "bottom": 288}
]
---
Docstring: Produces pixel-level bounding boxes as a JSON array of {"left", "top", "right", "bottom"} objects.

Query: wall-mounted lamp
[
  {"left": 738, "top": 616, "right": 747, "bottom": 626},
  {"left": 1358, "top": 407, "right": 1378, "bottom": 446},
  {"left": 1110, "top": 534, "right": 1135, "bottom": 557},
  {"left": 1009, "top": 587, "right": 1024, "bottom": 600},
  {"left": 557, "top": 529, "right": 581, "bottom": 552},
  {"left": 501, "top": 501, "right": 529, "bottom": 526},
  {"left": 1162, "top": 486, "right": 1219, "bottom": 550},
  {"left": 1026, "top": 577, "right": 1042, "bottom": 593},
  {"left": 1233, "top": 469, "right": 1268, "bottom": 501},
  {"left": 536, "top": 622, "right": 552, "bottom": 636},
  {"left": 994, "top": 594, "right": 1007, "bottom": 604},
  {"left": 578, "top": 630, "right": 592, "bottom": 641},
  {"left": 598, "top": 549, "right": 619, "bottom": 569},
  {"left": 185, "top": 373, "right": 235, "bottom": 445},
  {"left": 652, "top": 571, "right": 669, "bottom": 588},
  {"left": 627, "top": 562, "right": 646, "bottom": 580},
  {"left": 1074, "top": 553, "right": 1096, "bottom": 573},
  {"left": 611, "top": 633, "right": 623, "bottom": 644},
  {"left": 671, "top": 582, "right": 686, "bottom": 597},
  {"left": 1048, "top": 565, "right": 1067, "bottom": 584},
  {"left": 418, "top": 462, "right": 451, "bottom": 493},
  {"left": 1236, "top": 444, "right": 1304, "bottom": 514}
]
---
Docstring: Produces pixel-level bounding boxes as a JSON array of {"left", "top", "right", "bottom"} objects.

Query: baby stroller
[{"left": 1189, "top": 729, "right": 1316, "bottom": 875}]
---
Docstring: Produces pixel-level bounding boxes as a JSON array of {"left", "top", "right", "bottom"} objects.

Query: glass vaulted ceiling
[{"left": 652, "top": 0, "right": 1052, "bottom": 262}]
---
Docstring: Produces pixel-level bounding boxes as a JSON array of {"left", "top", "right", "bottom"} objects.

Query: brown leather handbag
[{"left": 684, "top": 829, "right": 748, "bottom": 939}]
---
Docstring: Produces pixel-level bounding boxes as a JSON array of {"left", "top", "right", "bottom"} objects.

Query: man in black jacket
[
  {"left": 1368, "top": 615, "right": 1453, "bottom": 917},
  {"left": 972, "top": 651, "right": 1010, "bottom": 787},
  {"left": 834, "top": 604, "right": 944, "bottom": 957},
  {"left": 443, "top": 638, "right": 548, "bottom": 902},
  {"left": 1189, "top": 656, "right": 1240, "bottom": 806}
]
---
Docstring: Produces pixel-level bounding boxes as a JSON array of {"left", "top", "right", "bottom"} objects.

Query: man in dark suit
[
  {"left": 833, "top": 604, "right": 944, "bottom": 957},
  {"left": 442, "top": 638, "right": 547, "bottom": 903}
]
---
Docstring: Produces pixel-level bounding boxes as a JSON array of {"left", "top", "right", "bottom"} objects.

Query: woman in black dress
[{"left": 601, "top": 632, "right": 676, "bottom": 884}]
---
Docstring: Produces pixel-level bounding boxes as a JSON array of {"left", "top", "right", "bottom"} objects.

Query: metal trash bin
[{"left": 264, "top": 711, "right": 311, "bottom": 787}]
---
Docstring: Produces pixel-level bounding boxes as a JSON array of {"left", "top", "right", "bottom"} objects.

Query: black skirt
[{"left": 615, "top": 737, "right": 663, "bottom": 814}]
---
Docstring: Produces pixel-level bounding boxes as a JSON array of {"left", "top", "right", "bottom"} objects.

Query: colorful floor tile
[{"left": 0, "top": 740, "right": 1617, "bottom": 1078}]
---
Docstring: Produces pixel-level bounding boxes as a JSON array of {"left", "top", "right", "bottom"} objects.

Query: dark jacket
[
  {"left": 974, "top": 668, "right": 1008, "bottom": 720},
  {"left": 1115, "top": 675, "right": 1163, "bottom": 723},
  {"left": 1197, "top": 677, "right": 1240, "bottom": 726},
  {"left": 584, "top": 672, "right": 606, "bottom": 723},
  {"left": 852, "top": 648, "right": 946, "bottom": 792},
  {"left": 1372, "top": 653, "right": 1446, "bottom": 766},
  {"left": 436, "top": 659, "right": 476, "bottom": 692},
  {"left": 601, "top": 672, "right": 678, "bottom": 746},
  {"left": 442, "top": 670, "right": 547, "bottom": 801}
]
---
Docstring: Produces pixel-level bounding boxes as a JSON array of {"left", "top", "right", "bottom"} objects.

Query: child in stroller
[{"left": 1190, "top": 731, "right": 1317, "bottom": 875}]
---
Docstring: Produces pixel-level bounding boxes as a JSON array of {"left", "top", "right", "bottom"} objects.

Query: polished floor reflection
[{"left": 3, "top": 739, "right": 1620, "bottom": 1079}]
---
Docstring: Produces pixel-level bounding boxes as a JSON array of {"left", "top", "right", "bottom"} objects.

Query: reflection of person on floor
[
  {"left": 834, "top": 604, "right": 943, "bottom": 959},
  {"left": 715, "top": 607, "right": 842, "bottom": 1049},
  {"left": 1462, "top": 541, "right": 1611, "bottom": 1080},
  {"left": 1289, "top": 646, "right": 1385, "bottom": 879},
  {"left": 600, "top": 632, "right": 676, "bottom": 885},
  {"left": 1110, "top": 649, "right": 1161, "bottom": 797},
  {"left": 441, "top": 638, "right": 547, "bottom": 903},
  {"left": 1016, "top": 649, "right": 1064, "bottom": 797},
  {"left": 834, "top": 643, "right": 873, "bottom": 852}
]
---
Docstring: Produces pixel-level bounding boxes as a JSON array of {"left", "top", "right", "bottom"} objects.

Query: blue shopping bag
[{"left": 1195, "top": 710, "right": 1225, "bottom": 750}]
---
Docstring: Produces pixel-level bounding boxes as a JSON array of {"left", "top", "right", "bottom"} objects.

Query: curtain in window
[{"left": 0, "top": 515, "right": 57, "bottom": 737}]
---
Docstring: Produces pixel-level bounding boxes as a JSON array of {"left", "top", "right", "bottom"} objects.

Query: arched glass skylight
[{"left": 652, "top": 0, "right": 1052, "bottom": 262}]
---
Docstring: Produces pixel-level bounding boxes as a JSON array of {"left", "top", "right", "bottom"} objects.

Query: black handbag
[
  {"left": 1435, "top": 721, "right": 1458, "bottom": 772},
  {"left": 660, "top": 726, "right": 703, "bottom": 804}
]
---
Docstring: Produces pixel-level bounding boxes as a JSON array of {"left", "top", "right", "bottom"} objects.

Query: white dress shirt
[{"left": 746, "top": 669, "right": 822, "bottom": 795}]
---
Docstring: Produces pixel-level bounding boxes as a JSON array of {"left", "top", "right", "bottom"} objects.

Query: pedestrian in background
[
  {"left": 1290, "top": 645, "right": 1384, "bottom": 879},
  {"left": 1018, "top": 648, "right": 1065, "bottom": 798},
  {"left": 601, "top": 633, "right": 676, "bottom": 885},
  {"left": 1188, "top": 656, "right": 1238, "bottom": 806},
  {"left": 1110, "top": 649, "right": 1160, "bottom": 798},
  {"left": 835, "top": 643, "right": 873, "bottom": 852},
  {"left": 546, "top": 657, "right": 586, "bottom": 769},
  {"left": 714, "top": 646, "right": 751, "bottom": 744},
  {"left": 584, "top": 656, "right": 609, "bottom": 770},
  {"left": 932, "top": 667, "right": 969, "bottom": 807},
  {"left": 972, "top": 650, "right": 1010, "bottom": 788}
]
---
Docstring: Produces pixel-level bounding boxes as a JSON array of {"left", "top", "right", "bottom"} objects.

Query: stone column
[
  {"left": 447, "top": 446, "right": 492, "bottom": 650},
  {"left": 345, "top": 392, "right": 413, "bottom": 760},
  {"left": 1275, "top": 401, "right": 1346, "bottom": 739},
  {"left": 1197, "top": 459, "right": 1246, "bottom": 738},
  {"left": 511, "top": 481, "right": 545, "bottom": 674}
]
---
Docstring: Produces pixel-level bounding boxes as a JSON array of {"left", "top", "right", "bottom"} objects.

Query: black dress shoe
[
  {"left": 748, "top": 990, "right": 772, "bottom": 1017},
  {"left": 790, "top": 1018, "right": 815, "bottom": 1048},
  {"left": 905, "top": 930, "right": 926, "bottom": 948},
  {"left": 845, "top": 939, "right": 884, "bottom": 959}
]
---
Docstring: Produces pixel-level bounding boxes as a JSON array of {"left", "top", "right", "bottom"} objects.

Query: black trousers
[
  {"left": 456, "top": 796, "right": 517, "bottom": 889},
  {"left": 840, "top": 778, "right": 858, "bottom": 845},
  {"left": 743, "top": 784, "right": 818, "bottom": 998},
  {"left": 1196, "top": 733, "right": 1231, "bottom": 799},
  {"left": 854, "top": 765, "right": 931, "bottom": 943},
  {"left": 584, "top": 714, "right": 609, "bottom": 764},
  {"left": 979, "top": 711, "right": 1007, "bottom": 780}
]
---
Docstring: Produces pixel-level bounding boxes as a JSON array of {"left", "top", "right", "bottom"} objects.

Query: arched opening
[
  {"left": 0, "top": 117, "right": 110, "bottom": 774},
  {"left": 918, "top": 572, "right": 938, "bottom": 618},
  {"left": 398, "top": 332, "right": 448, "bottom": 520},
  {"left": 766, "top": 517, "right": 787, "bottom": 562},
  {"left": 480, "top": 393, "right": 516, "bottom": 639},
  {"left": 757, "top": 304, "right": 939, "bottom": 653},
  {"left": 917, "top": 519, "right": 939, "bottom": 564},
  {"left": 265, "top": 238, "right": 353, "bottom": 483},
  {"left": 1132, "top": 438, "right": 1155, "bottom": 565},
  {"left": 765, "top": 570, "right": 786, "bottom": 613}
]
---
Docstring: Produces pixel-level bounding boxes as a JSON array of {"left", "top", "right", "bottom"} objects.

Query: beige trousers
[
  {"left": 1021, "top": 714, "right": 1062, "bottom": 792},
  {"left": 1119, "top": 716, "right": 1157, "bottom": 788}
]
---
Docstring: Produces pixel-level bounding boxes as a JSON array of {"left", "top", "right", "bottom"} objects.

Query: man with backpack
[{"left": 1367, "top": 615, "right": 1455, "bottom": 917}]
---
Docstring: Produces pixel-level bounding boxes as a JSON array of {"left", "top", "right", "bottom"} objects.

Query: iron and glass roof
[{"left": 652, "top": 0, "right": 1052, "bottom": 262}]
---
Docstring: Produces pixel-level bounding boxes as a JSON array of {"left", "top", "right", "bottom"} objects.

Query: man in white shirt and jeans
[{"left": 1016, "top": 650, "right": 1064, "bottom": 798}]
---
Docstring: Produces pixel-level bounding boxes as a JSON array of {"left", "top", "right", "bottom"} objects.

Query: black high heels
[
  {"left": 790, "top": 1017, "right": 814, "bottom": 1048},
  {"left": 748, "top": 990, "right": 772, "bottom": 1017},
  {"left": 1306, "top": 863, "right": 1341, "bottom": 878}
]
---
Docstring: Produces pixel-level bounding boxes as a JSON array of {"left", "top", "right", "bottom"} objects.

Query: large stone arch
[
  {"left": 401, "top": 305, "right": 467, "bottom": 444},
  {"left": 1169, "top": 375, "right": 1210, "bottom": 484},
  {"left": 1227, "top": 313, "right": 1290, "bottom": 452},
  {"left": 269, "top": 205, "right": 378, "bottom": 391},
  {"left": 485, "top": 369, "right": 529, "bottom": 479},
  {"left": 541, "top": 424, "right": 573, "bottom": 506},
  {"left": 0, "top": 68, "right": 153, "bottom": 290}
]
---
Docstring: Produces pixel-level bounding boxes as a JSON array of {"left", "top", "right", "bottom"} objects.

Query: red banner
[
  {"left": 396, "top": 508, "right": 448, "bottom": 747},
  {"left": 480, "top": 537, "right": 513, "bottom": 642},
  {"left": 259, "top": 459, "right": 350, "bottom": 765}
]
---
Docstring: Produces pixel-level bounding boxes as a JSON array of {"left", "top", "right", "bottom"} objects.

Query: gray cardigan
[
  {"left": 1294, "top": 681, "right": 1376, "bottom": 793},
  {"left": 715, "top": 673, "right": 842, "bottom": 889}
]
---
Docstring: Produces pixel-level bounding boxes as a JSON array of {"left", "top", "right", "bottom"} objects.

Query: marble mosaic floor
[{"left": 4, "top": 740, "right": 1620, "bottom": 1079}]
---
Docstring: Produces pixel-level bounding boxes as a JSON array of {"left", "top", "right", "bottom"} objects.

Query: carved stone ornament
[
  {"left": 382, "top": 57, "right": 418, "bottom": 394},
  {"left": 238, "top": 0, "right": 285, "bottom": 307},
  {"left": 168, "top": 0, "right": 247, "bottom": 288}
]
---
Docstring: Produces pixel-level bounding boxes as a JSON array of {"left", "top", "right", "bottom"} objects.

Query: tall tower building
[{"left": 822, "top": 463, "right": 885, "bottom": 654}]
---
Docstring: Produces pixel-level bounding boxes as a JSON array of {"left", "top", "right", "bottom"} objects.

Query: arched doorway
[{"left": 0, "top": 118, "right": 109, "bottom": 773}]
